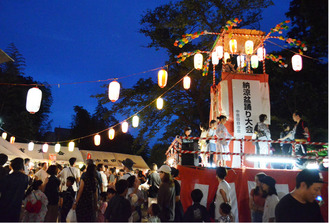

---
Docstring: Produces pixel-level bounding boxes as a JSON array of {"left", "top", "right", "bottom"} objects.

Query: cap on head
[
  {"left": 121, "top": 158, "right": 135, "bottom": 171},
  {"left": 158, "top": 165, "right": 171, "bottom": 174}
]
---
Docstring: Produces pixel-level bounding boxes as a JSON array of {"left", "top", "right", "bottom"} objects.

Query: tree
[
  {"left": 0, "top": 43, "right": 53, "bottom": 141},
  {"left": 94, "top": 0, "right": 274, "bottom": 151}
]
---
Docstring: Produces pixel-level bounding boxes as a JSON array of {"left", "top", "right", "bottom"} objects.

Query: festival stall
[
  {"left": 0, "top": 138, "right": 30, "bottom": 160},
  {"left": 177, "top": 165, "right": 328, "bottom": 222}
]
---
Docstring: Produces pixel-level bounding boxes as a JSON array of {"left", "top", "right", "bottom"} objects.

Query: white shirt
[
  {"left": 215, "top": 180, "right": 231, "bottom": 220},
  {"left": 35, "top": 169, "right": 48, "bottom": 183},
  {"left": 208, "top": 128, "right": 217, "bottom": 144},
  {"left": 99, "top": 171, "right": 108, "bottom": 192},
  {"left": 262, "top": 194, "right": 279, "bottom": 222},
  {"left": 121, "top": 171, "right": 135, "bottom": 180},
  {"left": 59, "top": 166, "right": 81, "bottom": 191}
]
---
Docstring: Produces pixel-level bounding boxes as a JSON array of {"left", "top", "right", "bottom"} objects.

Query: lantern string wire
[{"left": 0, "top": 68, "right": 195, "bottom": 145}]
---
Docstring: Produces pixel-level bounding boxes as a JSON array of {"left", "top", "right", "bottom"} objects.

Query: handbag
[
  {"left": 66, "top": 209, "right": 77, "bottom": 222},
  {"left": 25, "top": 192, "right": 42, "bottom": 213}
]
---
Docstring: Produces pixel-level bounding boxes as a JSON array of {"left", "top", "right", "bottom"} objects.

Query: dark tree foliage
[
  {"left": 94, "top": 0, "right": 274, "bottom": 154},
  {"left": 0, "top": 43, "right": 53, "bottom": 141}
]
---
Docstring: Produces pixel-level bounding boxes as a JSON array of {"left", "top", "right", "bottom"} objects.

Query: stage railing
[{"left": 165, "top": 136, "right": 328, "bottom": 167}]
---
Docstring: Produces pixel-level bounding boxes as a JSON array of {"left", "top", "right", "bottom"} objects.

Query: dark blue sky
[{"left": 0, "top": 0, "right": 290, "bottom": 132}]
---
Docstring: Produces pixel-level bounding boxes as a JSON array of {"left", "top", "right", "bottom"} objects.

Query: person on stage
[{"left": 216, "top": 115, "right": 232, "bottom": 167}]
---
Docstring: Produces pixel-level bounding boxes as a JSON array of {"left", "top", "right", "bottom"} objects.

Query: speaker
[{"left": 181, "top": 142, "right": 198, "bottom": 166}]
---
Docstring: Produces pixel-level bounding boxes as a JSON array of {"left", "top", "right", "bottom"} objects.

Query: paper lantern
[
  {"left": 158, "top": 69, "right": 168, "bottom": 88},
  {"left": 224, "top": 52, "right": 230, "bottom": 63},
  {"left": 42, "top": 143, "right": 48, "bottom": 153},
  {"left": 122, "top": 121, "right": 128, "bottom": 133},
  {"left": 10, "top": 136, "right": 15, "bottom": 144},
  {"left": 132, "top": 115, "right": 139, "bottom": 128},
  {"left": 94, "top": 134, "right": 101, "bottom": 146},
  {"left": 2, "top": 132, "right": 7, "bottom": 140},
  {"left": 108, "top": 81, "right": 120, "bottom": 102},
  {"left": 194, "top": 53, "right": 203, "bottom": 70},
  {"left": 245, "top": 40, "right": 254, "bottom": 55},
  {"left": 28, "top": 142, "right": 34, "bottom": 151},
  {"left": 156, "top": 98, "right": 164, "bottom": 110},
  {"left": 55, "top": 143, "right": 61, "bottom": 153},
  {"left": 183, "top": 76, "right": 191, "bottom": 90},
  {"left": 229, "top": 39, "right": 237, "bottom": 53},
  {"left": 26, "top": 87, "right": 42, "bottom": 114},
  {"left": 216, "top": 46, "right": 223, "bottom": 59},
  {"left": 292, "top": 54, "right": 303, "bottom": 71},
  {"left": 211, "top": 52, "right": 219, "bottom": 65},
  {"left": 68, "top": 141, "right": 75, "bottom": 152},
  {"left": 257, "top": 47, "right": 266, "bottom": 61},
  {"left": 251, "top": 55, "right": 259, "bottom": 68},
  {"left": 108, "top": 128, "right": 115, "bottom": 140},
  {"left": 237, "top": 55, "right": 245, "bottom": 68}
]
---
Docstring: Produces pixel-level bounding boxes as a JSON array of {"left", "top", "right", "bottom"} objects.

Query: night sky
[{"left": 0, "top": 0, "right": 290, "bottom": 133}]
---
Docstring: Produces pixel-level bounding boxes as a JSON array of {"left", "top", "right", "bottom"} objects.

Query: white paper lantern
[
  {"left": 10, "top": 136, "right": 15, "bottom": 144},
  {"left": 158, "top": 69, "right": 168, "bottom": 88},
  {"left": 132, "top": 115, "right": 139, "bottom": 128},
  {"left": 55, "top": 143, "right": 61, "bottom": 153},
  {"left": 68, "top": 142, "right": 75, "bottom": 152},
  {"left": 251, "top": 55, "right": 259, "bottom": 68},
  {"left": 94, "top": 134, "right": 101, "bottom": 146},
  {"left": 108, "top": 81, "right": 120, "bottom": 102},
  {"left": 224, "top": 52, "right": 230, "bottom": 63},
  {"left": 212, "top": 52, "right": 219, "bottom": 65},
  {"left": 122, "top": 121, "right": 128, "bottom": 133},
  {"left": 42, "top": 143, "right": 49, "bottom": 153},
  {"left": 194, "top": 53, "right": 203, "bottom": 70},
  {"left": 229, "top": 39, "right": 237, "bottom": 53},
  {"left": 108, "top": 128, "right": 115, "bottom": 140},
  {"left": 26, "top": 87, "right": 42, "bottom": 114},
  {"left": 28, "top": 142, "right": 34, "bottom": 151},
  {"left": 237, "top": 55, "right": 245, "bottom": 68},
  {"left": 257, "top": 47, "right": 266, "bottom": 61},
  {"left": 245, "top": 40, "right": 254, "bottom": 55},
  {"left": 183, "top": 76, "right": 191, "bottom": 90},
  {"left": 2, "top": 132, "right": 7, "bottom": 140},
  {"left": 292, "top": 54, "right": 303, "bottom": 71},
  {"left": 216, "top": 46, "right": 223, "bottom": 59},
  {"left": 156, "top": 98, "right": 164, "bottom": 110}
]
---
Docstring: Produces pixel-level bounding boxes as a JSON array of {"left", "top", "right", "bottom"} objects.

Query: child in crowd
[
  {"left": 148, "top": 203, "right": 161, "bottom": 222},
  {"left": 107, "top": 188, "right": 116, "bottom": 200},
  {"left": 59, "top": 176, "right": 76, "bottom": 222},
  {"left": 183, "top": 189, "right": 210, "bottom": 222},
  {"left": 219, "top": 202, "right": 234, "bottom": 222},
  {"left": 208, "top": 120, "right": 217, "bottom": 166},
  {"left": 97, "top": 192, "right": 108, "bottom": 222}
]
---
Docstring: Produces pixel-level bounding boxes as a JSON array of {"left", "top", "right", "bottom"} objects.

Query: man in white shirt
[
  {"left": 121, "top": 158, "right": 135, "bottom": 180},
  {"left": 97, "top": 163, "right": 108, "bottom": 192},
  {"left": 58, "top": 157, "right": 80, "bottom": 192},
  {"left": 24, "top": 158, "right": 30, "bottom": 175},
  {"left": 34, "top": 162, "right": 48, "bottom": 182}
]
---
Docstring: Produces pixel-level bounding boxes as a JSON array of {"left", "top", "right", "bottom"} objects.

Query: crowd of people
[{"left": 0, "top": 151, "right": 326, "bottom": 222}]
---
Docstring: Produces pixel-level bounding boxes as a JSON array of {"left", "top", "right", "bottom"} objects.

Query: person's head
[
  {"left": 69, "top": 157, "right": 76, "bottom": 166},
  {"left": 184, "top": 127, "right": 192, "bottom": 136},
  {"left": 226, "top": 58, "right": 232, "bottom": 64},
  {"left": 86, "top": 163, "right": 97, "bottom": 178},
  {"left": 259, "top": 114, "right": 267, "bottom": 123},
  {"left": 66, "top": 176, "right": 76, "bottom": 187},
  {"left": 191, "top": 189, "right": 203, "bottom": 203},
  {"left": 216, "top": 167, "right": 227, "bottom": 180},
  {"left": 32, "top": 180, "right": 43, "bottom": 191},
  {"left": 97, "top": 163, "right": 104, "bottom": 172},
  {"left": 127, "top": 175, "right": 137, "bottom": 188},
  {"left": 10, "top": 157, "right": 24, "bottom": 171},
  {"left": 282, "top": 123, "right": 290, "bottom": 131},
  {"left": 86, "top": 159, "right": 95, "bottom": 166},
  {"left": 119, "top": 169, "right": 124, "bottom": 176},
  {"left": 56, "top": 164, "right": 63, "bottom": 172},
  {"left": 0, "top": 153, "right": 8, "bottom": 166},
  {"left": 219, "top": 202, "right": 232, "bottom": 216},
  {"left": 41, "top": 162, "right": 48, "bottom": 170},
  {"left": 148, "top": 203, "right": 160, "bottom": 217},
  {"left": 151, "top": 163, "right": 158, "bottom": 171},
  {"left": 295, "top": 169, "right": 325, "bottom": 203},
  {"left": 80, "top": 165, "right": 86, "bottom": 172},
  {"left": 260, "top": 176, "right": 277, "bottom": 196},
  {"left": 210, "top": 120, "right": 216, "bottom": 128},
  {"left": 293, "top": 111, "right": 302, "bottom": 122},
  {"left": 171, "top": 167, "right": 179, "bottom": 178},
  {"left": 115, "top": 179, "right": 128, "bottom": 196},
  {"left": 255, "top": 172, "right": 267, "bottom": 187},
  {"left": 107, "top": 188, "right": 116, "bottom": 200},
  {"left": 100, "top": 192, "right": 107, "bottom": 202},
  {"left": 200, "top": 123, "right": 208, "bottom": 131},
  {"left": 217, "top": 115, "right": 227, "bottom": 124},
  {"left": 158, "top": 165, "right": 172, "bottom": 183},
  {"left": 47, "top": 165, "right": 58, "bottom": 176},
  {"left": 24, "top": 158, "right": 30, "bottom": 165},
  {"left": 121, "top": 158, "right": 135, "bottom": 172}
]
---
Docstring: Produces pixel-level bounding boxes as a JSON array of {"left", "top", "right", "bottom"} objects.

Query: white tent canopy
[{"left": 0, "top": 138, "right": 30, "bottom": 159}]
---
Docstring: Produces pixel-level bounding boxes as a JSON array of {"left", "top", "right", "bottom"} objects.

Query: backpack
[{"left": 25, "top": 192, "right": 42, "bottom": 213}]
